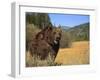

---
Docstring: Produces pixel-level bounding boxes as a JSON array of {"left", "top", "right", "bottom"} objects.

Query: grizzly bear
[{"left": 28, "top": 26, "right": 62, "bottom": 60}]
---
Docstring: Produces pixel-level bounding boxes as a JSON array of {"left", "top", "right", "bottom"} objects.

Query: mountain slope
[{"left": 66, "top": 22, "right": 89, "bottom": 41}]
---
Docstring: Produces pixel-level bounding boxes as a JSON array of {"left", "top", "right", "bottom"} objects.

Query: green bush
[{"left": 60, "top": 31, "right": 72, "bottom": 48}]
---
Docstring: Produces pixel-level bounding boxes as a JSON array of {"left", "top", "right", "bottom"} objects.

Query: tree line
[{"left": 26, "top": 12, "right": 52, "bottom": 29}]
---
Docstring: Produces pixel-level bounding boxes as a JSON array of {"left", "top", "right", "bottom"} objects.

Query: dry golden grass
[
  {"left": 55, "top": 41, "right": 89, "bottom": 65},
  {"left": 26, "top": 51, "right": 60, "bottom": 67},
  {"left": 26, "top": 41, "right": 89, "bottom": 67}
]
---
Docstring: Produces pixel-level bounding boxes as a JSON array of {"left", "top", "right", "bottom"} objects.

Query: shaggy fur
[{"left": 28, "top": 26, "right": 62, "bottom": 60}]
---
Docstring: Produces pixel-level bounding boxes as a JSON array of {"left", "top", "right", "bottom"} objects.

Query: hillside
[
  {"left": 61, "top": 26, "right": 70, "bottom": 31},
  {"left": 66, "top": 22, "right": 89, "bottom": 41}
]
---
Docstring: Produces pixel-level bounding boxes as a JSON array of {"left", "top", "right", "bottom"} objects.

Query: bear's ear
[
  {"left": 43, "top": 26, "right": 52, "bottom": 31},
  {"left": 36, "top": 32, "right": 44, "bottom": 40}
]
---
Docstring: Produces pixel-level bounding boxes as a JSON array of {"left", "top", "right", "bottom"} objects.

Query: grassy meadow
[
  {"left": 55, "top": 41, "right": 89, "bottom": 65},
  {"left": 26, "top": 41, "right": 89, "bottom": 67}
]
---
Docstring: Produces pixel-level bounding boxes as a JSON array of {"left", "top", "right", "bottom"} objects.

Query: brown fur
[{"left": 28, "top": 26, "right": 62, "bottom": 60}]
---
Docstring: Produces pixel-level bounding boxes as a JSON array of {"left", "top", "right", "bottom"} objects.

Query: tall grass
[{"left": 26, "top": 51, "right": 61, "bottom": 67}]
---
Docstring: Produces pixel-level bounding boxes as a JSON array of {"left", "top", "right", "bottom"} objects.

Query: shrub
[{"left": 60, "top": 31, "right": 72, "bottom": 48}]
